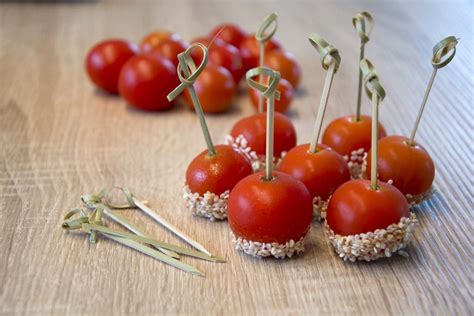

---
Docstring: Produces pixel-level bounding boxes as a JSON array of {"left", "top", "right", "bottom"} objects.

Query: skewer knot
[
  {"left": 308, "top": 33, "right": 341, "bottom": 72},
  {"left": 255, "top": 12, "right": 278, "bottom": 42},
  {"left": 431, "top": 36, "right": 458, "bottom": 69},
  {"left": 246, "top": 67, "right": 281, "bottom": 100},
  {"left": 352, "top": 11, "right": 373, "bottom": 45},
  {"left": 360, "top": 58, "right": 386, "bottom": 101}
]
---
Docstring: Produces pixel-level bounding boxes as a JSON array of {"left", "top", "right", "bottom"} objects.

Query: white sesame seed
[{"left": 183, "top": 184, "right": 229, "bottom": 221}]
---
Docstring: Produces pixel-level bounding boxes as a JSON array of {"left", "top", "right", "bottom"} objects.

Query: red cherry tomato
[
  {"left": 140, "top": 30, "right": 180, "bottom": 52},
  {"left": 366, "top": 135, "right": 435, "bottom": 196},
  {"left": 326, "top": 179, "right": 410, "bottom": 236},
  {"left": 184, "top": 63, "right": 236, "bottom": 114},
  {"left": 85, "top": 39, "right": 136, "bottom": 94},
  {"left": 191, "top": 36, "right": 244, "bottom": 83},
  {"left": 230, "top": 112, "right": 297, "bottom": 157},
  {"left": 228, "top": 171, "right": 313, "bottom": 243},
  {"left": 186, "top": 145, "right": 253, "bottom": 195},
  {"left": 118, "top": 54, "right": 178, "bottom": 111},
  {"left": 239, "top": 34, "right": 281, "bottom": 71},
  {"left": 279, "top": 144, "right": 350, "bottom": 200},
  {"left": 150, "top": 38, "right": 188, "bottom": 67},
  {"left": 209, "top": 23, "right": 247, "bottom": 48},
  {"left": 264, "top": 50, "right": 301, "bottom": 88},
  {"left": 249, "top": 78, "right": 294, "bottom": 113},
  {"left": 322, "top": 115, "right": 387, "bottom": 156}
]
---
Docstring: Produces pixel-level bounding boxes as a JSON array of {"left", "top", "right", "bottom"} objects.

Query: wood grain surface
[{"left": 1, "top": 0, "right": 473, "bottom": 315}]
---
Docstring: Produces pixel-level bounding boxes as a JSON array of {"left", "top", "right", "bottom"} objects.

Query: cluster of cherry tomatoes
[{"left": 85, "top": 23, "right": 301, "bottom": 113}]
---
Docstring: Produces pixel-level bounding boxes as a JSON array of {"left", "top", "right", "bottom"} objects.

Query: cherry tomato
[
  {"left": 184, "top": 63, "right": 236, "bottom": 113},
  {"left": 150, "top": 38, "right": 188, "bottom": 67},
  {"left": 239, "top": 34, "right": 281, "bottom": 71},
  {"left": 118, "top": 54, "right": 178, "bottom": 111},
  {"left": 326, "top": 179, "right": 410, "bottom": 236},
  {"left": 186, "top": 145, "right": 253, "bottom": 195},
  {"left": 85, "top": 39, "right": 136, "bottom": 94},
  {"left": 264, "top": 50, "right": 301, "bottom": 88},
  {"left": 228, "top": 171, "right": 312, "bottom": 244},
  {"left": 322, "top": 115, "right": 387, "bottom": 156},
  {"left": 191, "top": 36, "right": 244, "bottom": 83},
  {"left": 366, "top": 135, "right": 435, "bottom": 197},
  {"left": 140, "top": 30, "right": 180, "bottom": 53},
  {"left": 249, "top": 78, "right": 294, "bottom": 113},
  {"left": 230, "top": 112, "right": 297, "bottom": 157},
  {"left": 209, "top": 23, "right": 247, "bottom": 48},
  {"left": 279, "top": 144, "right": 350, "bottom": 200}
]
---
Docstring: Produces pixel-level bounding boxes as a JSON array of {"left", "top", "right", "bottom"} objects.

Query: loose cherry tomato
[
  {"left": 228, "top": 171, "right": 312, "bottom": 244},
  {"left": 118, "top": 54, "right": 178, "bottom": 111},
  {"left": 85, "top": 39, "right": 136, "bottom": 94},
  {"left": 264, "top": 50, "right": 301, "bottom": 88},
  {"left": 209, "top": 23, "right": 247, "bottom": 48},
  {"left": 230, "top": 112, "right": 297, "bottom": 157},
  {"left": 239, "top": 34, "right": 281, "bottom": 71},
  {"left": 186, "top": 145, "right": 253, "bottom": 195},
  {"left": 150, "top": 38, "right": 188, "bottom": 67},
  {"left": 366, "top": 135, "right": 435, "bottom": 197},
  {"left": 184, "top": 63, "right": 236, "bottom": 113},
  {"left": 140, "top": 30, "right": 180, "bottom": 52},
  {"left": 322, "top": 115, "right": 387, "bottom": 156},
  {"left": 326, "top": 179, "right": 410, "bottom": 236},
  {"left": 279, "top": 144, "right": 350, "bottom": 200},
  {"left": 249, "top": 78, "right": 294, "bottom": 113}
]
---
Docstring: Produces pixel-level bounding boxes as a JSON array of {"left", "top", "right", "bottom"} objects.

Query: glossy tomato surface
[
  {"left": 367, "top": 135, "right": 435, "bottom": 196},
  {"left": 209, "top": 23, "right": 247, "bottom": 48},
  {"left": 85, "top": 39, "right": 136, "bottom": 94},
  {"left": 150, "top": 38, "right": 188, "bottom": 67},
  {"left": 264, "top": 50, "right": 301, "bottom": 88},
  {"left": 186, "top": 145, "right": 253, "bottom": 195},
  {"left": 140, "top": 30, "right": 180, "bottom": 52},
  {"left": 230, "top": 112, "right": 297, "bottom": 156},
  {"left": 326, "top": 179, "right": 410, "bottom": 236},
  {"left": 279, "top": 144, "right": 350, "bottom": 200},
  {"left": 228, "top": 171, "right": 313, "bottom": 243},
  {"left": 249, "top": 78, "right": 294, "bottom": 113},
  {"left": 322, "top": 115, "right": 387, "bottom": 156},
  {"left": 239, "top": 34, "right": 281, "bottom": 71},
  {"left": 184, "top": 64, "right": 236, "bottom": 113},
  {"left": 118, "top": 54, "right": 178, "bottom": 111}
]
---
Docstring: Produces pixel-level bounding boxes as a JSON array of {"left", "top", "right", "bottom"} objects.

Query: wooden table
[{"left": 1, "top": 0, "right": 472, "bottom": 314}]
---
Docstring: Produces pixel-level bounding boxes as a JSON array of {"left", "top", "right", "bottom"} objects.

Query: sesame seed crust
[
  {"left": 313, "top": 196, "right": 329, "bottom": 221},
  {"left": 183, "top": 184, "right": 228, "bottom": 221},
  {"left": 344, "top": 148, "right": 367, "bottom": 179},
  {"left": 231, "top": 232, "right": 307, "bottom": 259},
  {"left": 325, "top": 212, "right": 417, "bottom": 262}
]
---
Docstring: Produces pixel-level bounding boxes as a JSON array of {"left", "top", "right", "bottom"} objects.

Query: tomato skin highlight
[
  {"left": 264, "top": 50, "right": 301, "bottom": 88},
  {"left": 150, "top": 38, "right": 189, "bottom": 67},
  {"left": 186, "top": 145, "right": 253, "bottom": 196},
  {"left": 209, "top": 23, "right": 247, "bottom": 48},
  {"left": 326, "top": 179, "right": 410, "bottom": 236},
  {"left": 183, "top": 64, "right": 237, "bottom": 114},
  {"left": 249, "top": 78, "right": 294, "bottom": 113},
  {"left": 367, "top": 135, "right": 435, "bottom": 196},
  {"left": 322, "top": 115, "right": 387, "bottom": 156},
  {"left": 118, "top": 54, "right": 179, "bottom": 111},
  {"left": 140, "top": 30, "right": 180, "bottom": 53},
  {"left": 85, "top": 39, "right": 136, "bottom": 94},
  {"left": 230, "top": 112, "right": 297, "bottom": 157},
  {"left": 279, "top": 144, "right": 350, "bottom": 200},
  {"left": 228, "top": 171, "right": 313, "bottom": 244},
  {"left": 239, "top": 34, "right": 281, "bottom": 71}
]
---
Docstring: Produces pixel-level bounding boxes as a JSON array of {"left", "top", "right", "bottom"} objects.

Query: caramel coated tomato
[
  {"left": 279, "top": 144, "right": 350, "bottom": 200},
  {"left": 140, "top": 30, "right": 180, "bottom": 52},
  {"left": 150, "top": 38, "right": 188, "bottom": 67},
  {"left": 209, "top": 23, "right": 247, "bottom": 48},
  {"left": 367, "top": 135, "right": 435, "bottom": 196},
  {"left": 118, "top": 54, "right": 178, "bottom": 111},
  {"left": 85, "top": 39, "right": 136, "bottom": 94},
  {"left": 322, "top": 115, "right": 387, "bottom": 156},
  {"left": 239, "top": 34, "right": 281, "bottom": 71},
  {"left": 326, "top": 179, "right": 410, "bottom": 236},
  {"left": 228, "top": 171, "right": 313, "bottom": 243},
  {"left": 183, "top": 64, "right": 237, "bottom": 113},
  {"left": 264, "top": 50, "right": 301, "bottom": 88},
  {"left": 249, "top": 78, "right": 294, "bottom": 113},
  {"left": 186, "top": 145, "right": 253, "bottom": 196},
  {"left": 230, "top": 112, "right": 297, "bottom": 156}
]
